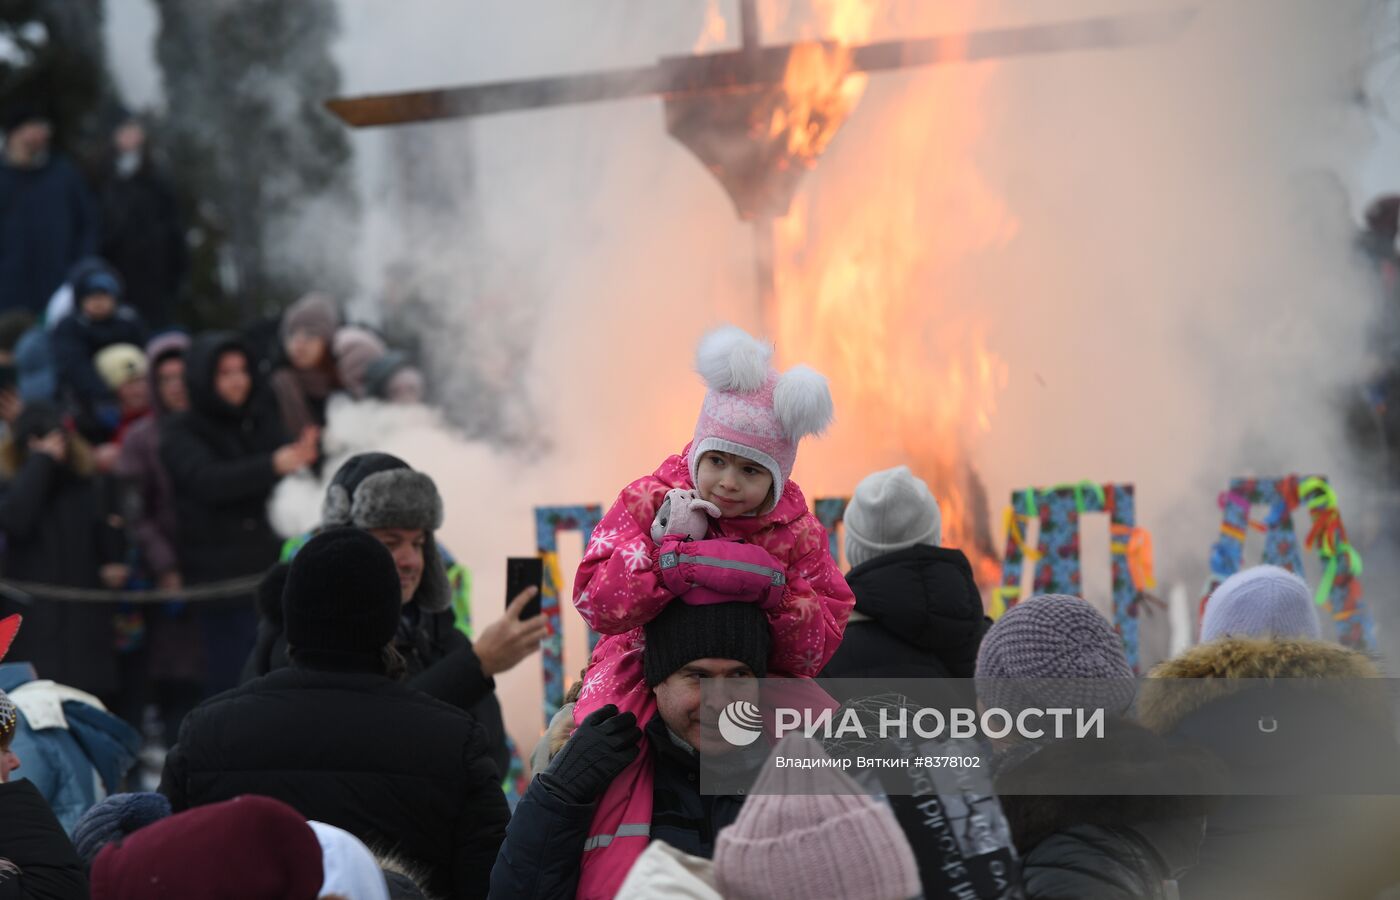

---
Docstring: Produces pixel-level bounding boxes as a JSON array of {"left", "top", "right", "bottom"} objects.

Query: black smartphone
[
  {"left": 506, "top": 556, "right": 544, "bottom": 619},
  {"left": 0, "top": 364, "right": 17, "bottom": 393}
]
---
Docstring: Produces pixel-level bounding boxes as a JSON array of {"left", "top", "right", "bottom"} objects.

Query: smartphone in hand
[{"left": 506, "top": 556, "right": 544, "bottom": 619}]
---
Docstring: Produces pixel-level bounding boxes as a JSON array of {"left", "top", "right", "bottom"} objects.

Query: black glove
[{"left": 537, "top": 704, "right": 642, "bottom": 805}]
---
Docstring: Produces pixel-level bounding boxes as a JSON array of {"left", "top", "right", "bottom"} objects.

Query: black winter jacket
[
  {"left": 51, "top": 306, "right": 147, "bottom": 413},
  {"left": 159, "top": 332, "right": 287, "bottom": 586},
  {"left": 0, "top": 451, "right": 126, "bottom": 696},
  {"left": 242, "top": 574, "right": 509, "bottom": 777},
  {"left": 1020, "top": 821, "right": 1198, "bottom": 900},
  {"left": 0, "top": 778, "right": 88, "bottom": 899},
  {"left": 822, "top": 545, "right": 990, "bottom": 679},
  {"left": 160, "top": 661, "right": 509, "bottom": 900}
]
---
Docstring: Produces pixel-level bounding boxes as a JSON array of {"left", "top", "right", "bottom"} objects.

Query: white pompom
[
  {"left": 695, "top": 325, "right": 773, "bottom": 392},
  {"left": 773, "top": 365, "right": 834, "bottom": 440}
]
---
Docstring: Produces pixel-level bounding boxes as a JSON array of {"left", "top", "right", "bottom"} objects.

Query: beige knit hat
[{"left": 94, "top": 343, "right": 148, "bottom": 391}]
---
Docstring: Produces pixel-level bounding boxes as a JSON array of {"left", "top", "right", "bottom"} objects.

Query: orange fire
[{"left": 761, "top": 1, "right": 1019, "bottom": 595}]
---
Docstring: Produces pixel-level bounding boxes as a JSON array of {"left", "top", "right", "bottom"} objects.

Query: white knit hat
[
  {"left": 843, "top": 465, "right": 942, "bottom": 569},
  {"left": 1200, "top": 565, "right": 1321, "bottom": 643}
]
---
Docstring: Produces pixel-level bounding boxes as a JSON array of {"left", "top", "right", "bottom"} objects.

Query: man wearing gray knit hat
[{"left": 824, "top": 465, "right": 990, "bottom": 679}]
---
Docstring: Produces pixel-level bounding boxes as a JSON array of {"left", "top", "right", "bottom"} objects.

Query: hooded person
[
  {"left": 0, "top": 402, "right": 129, "bottom": 700},
  {"left": 1138, "top": 637, "right": 1400, "bottom": 900},
  {"left": 268, "top": 291, "right": 342, "bottom": 436},
  {"left": 823, "top": 465, "right": 991, "bottom": 679},
  {"left": 114, "top": 332, "right": 204, "bottom": 741},
  {"left": 159, "top": 331, "right": 318, "bottom": 695},
  {"left": 160, "top": 528, "right": 510, "bottom": 900},
  {"left": 50, "top": 259, "right": 148, "bottom": 439},
  {"left": 243, "top": 452, "right": 547, "bottom": 776},
  {"left": 90, "top": 794, "right": 323, "bottom": 900}
]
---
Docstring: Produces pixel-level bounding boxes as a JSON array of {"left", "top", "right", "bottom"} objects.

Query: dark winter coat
[
  {"left": 822, "top": 545, "right": 990, "bottom": 679},
  {"left": 0, "top": 445, "right": 126, "bottom": 697},
  {"left": 0, "top": 155, "right": 98, "bottom": 315},
  {"left": 1139, "top": 638, "right": 1400, "bottom": 900},
  {"left": 994, "top": 721, "right": 1214, "bottom": 900},
  {"left": 51, "top": 305, "right": 146, "bottom": 421},
  {"left": 159, "top": 660, "right": 510, "bottom": 900},
  {"left": 97, "top": 157, "right": 186, "bottom": 329},
  {"left": 488, "top": 714, "right": 750, "bottom": 900},
  {"left": 159, "top": 332, "right": 287, "bottom": 586},
  {"left": 243, "top": 587, "right": 510, "bottom": 777},
  {"left": 0, "top": 778, "right": 89, "bottom": 899}
]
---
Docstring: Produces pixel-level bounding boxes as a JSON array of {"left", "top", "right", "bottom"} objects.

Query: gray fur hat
[{"left": 320, "top": 452, "right": 451, "bottom": 613}]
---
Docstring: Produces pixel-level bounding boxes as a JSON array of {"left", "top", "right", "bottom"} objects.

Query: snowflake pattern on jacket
[{"left": 573, "top": 444, "right": 854, "bottom": 714}]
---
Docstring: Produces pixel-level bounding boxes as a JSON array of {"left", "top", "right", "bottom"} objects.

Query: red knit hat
[{"left": 90, "top": 795, "right": 323, "bottom": 900}]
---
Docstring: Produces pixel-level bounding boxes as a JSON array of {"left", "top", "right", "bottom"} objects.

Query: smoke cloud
[{"left": 109, "top": 0, "right": 1400, "bottom": 751}]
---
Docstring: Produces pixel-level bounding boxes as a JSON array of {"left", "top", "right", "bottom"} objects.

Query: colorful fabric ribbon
[
  {"left": 1299, "top": 478, "right": 1363, "bottom": 607},
  {"left": 1002, "top": 506, "right": 1042, "bottom": 561}
]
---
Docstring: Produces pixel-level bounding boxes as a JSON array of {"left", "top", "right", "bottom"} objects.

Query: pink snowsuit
[{"left": 570, "top": 445, "right": 854, "bottom": 898}]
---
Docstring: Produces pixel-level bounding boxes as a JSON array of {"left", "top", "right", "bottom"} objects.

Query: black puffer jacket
[
  {"left": 995, "top": 720, "right": 1215, "bottom": 900},
  {"left": 1020, "top": 822, "right": 1197, "bottom": 900},
  {"left": 822, "top": 545, "right": 990, "bottom": 678},
  {"left": 160, "top": 661, "right": 509, "bottom": 900},
  {"left": 242, "top": 569, "right": 509, "bottom": 777},
  {"left": 159, "top": 332, "right": 287, "bottom": 586},
  {"left": 0, "top": 778, "right": 88, "bottom": 899}
]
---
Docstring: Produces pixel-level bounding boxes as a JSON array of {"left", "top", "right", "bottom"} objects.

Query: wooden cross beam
[{"left": 326, "top": 8, "right": 1195, "bottom": 128}]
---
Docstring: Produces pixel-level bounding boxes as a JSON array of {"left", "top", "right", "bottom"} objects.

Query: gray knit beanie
[
  {"left": 843, "top": 465, "right": 942, "bottom": 569},
  {"left": 1200, "top": 565, "right": 1321, "bottom": 643},
  {"left": 976, "top": 593, "right": 1135, "bottom": 715},
  {"left": 71, "top": 792, "right": 173, "bottom": 865}
]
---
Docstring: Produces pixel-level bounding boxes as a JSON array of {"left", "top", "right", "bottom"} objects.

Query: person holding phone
[{"left": 245, "top": 452, "right": 547, "bottom": 775}]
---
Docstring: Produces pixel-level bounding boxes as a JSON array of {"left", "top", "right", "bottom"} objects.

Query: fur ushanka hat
[{"left": 320, "top": 452, "right": 450, "bottom": 613}]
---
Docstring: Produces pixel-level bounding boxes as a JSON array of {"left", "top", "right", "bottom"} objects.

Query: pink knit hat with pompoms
[{"left": 688, "top": 326, "right": 834, "bottom": 515}]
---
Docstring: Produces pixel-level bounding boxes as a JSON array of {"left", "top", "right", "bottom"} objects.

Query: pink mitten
[{"left": 649, "top": 488, "right": 720, "bottom": 544}]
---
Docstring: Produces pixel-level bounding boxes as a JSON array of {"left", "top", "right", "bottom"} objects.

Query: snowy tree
[
  {"left": 152, "top": 0, "right": 356, "bottom": 325},
  {"left": 0, "top": 0, "right": 112, "bottom": 157}
]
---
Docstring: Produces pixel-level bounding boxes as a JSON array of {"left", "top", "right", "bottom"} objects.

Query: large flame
[{"left": 764, "top": 1, "right": 1018, "bottom": 592}]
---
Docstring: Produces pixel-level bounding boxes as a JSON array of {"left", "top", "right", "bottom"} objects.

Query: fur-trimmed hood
[{"left": 1138, "top": 638, "right": 1384, "bottom": 735}]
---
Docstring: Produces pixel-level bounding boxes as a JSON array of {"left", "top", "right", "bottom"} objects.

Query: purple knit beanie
[
  {"left": 714, "top": 734, "right": 921, "bottom": 900},
  {"left": 975, "top": 593, "right": 1135, "bottom": 715},
  {"left": 1200, "top": 565, "right": 1321, "bottom": 643}
]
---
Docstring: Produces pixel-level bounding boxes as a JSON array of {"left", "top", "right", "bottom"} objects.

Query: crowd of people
[
  {"left": 0, "top": 323, "right": 1394, "bottom": 899},
  {"left": 0, "top": 104, "right": 443, "bottom": 744},
  {"left": 3, "top": 105, "right": 1400, "bottom": 899}
]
